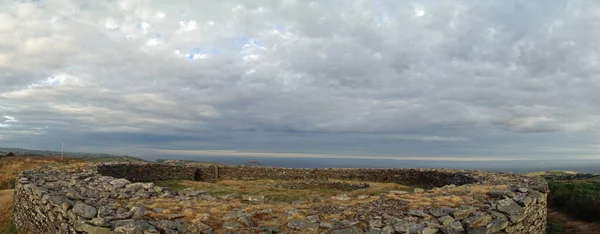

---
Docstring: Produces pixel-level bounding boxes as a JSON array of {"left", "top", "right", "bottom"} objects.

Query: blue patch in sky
[{"left": 274, "top": 23, "right": 285, "bottom": 32}]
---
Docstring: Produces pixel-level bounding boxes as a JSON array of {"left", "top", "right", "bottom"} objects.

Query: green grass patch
[
  {"left": 1, "top": 222, "right": 17, "bottom": 234},
  {"left": 153, "top": 180, "right": 188, "bottom": 191}
]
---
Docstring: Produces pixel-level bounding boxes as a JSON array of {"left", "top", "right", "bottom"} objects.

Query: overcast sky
[{"left": 2, "top": 0, "right": 600, "bottom": 160}]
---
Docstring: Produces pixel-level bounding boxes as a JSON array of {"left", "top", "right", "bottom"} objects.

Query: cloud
[{"left": 2, "top": 0, "right": 600, "bottom": 159}]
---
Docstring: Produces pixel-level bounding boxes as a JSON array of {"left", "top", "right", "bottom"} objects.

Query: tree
[{"left": 5, "top": 152, "right": 14, "bottom": 157}]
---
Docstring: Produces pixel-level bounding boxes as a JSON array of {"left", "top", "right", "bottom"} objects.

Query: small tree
[{"left": 5, "top": 152, "right": 14, "bottom": 157}]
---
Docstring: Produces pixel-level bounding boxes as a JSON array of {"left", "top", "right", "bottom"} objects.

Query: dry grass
[
  {"left": 0, "top": 190, "right": 14, "bottom": 233},
  {"left": 391, "top": 185, "right": 507, "bottom": 209},
  {"left": 156, "top": 179, "right": 413, "bottom": 203},
  {"left": 0, "top": 156, "right": 87, "bottom": 189}
]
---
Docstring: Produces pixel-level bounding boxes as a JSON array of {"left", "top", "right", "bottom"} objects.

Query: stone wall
[{"left": 13, "top": 162, "right": 548, "bottom": 234}]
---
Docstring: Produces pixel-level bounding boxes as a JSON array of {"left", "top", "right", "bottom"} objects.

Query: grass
[
  {"left": 0, "top": 156, "right": 87, "bottom": 189},
  {"left": 155, "top": 179, "right": 413, "bottom": 202}
]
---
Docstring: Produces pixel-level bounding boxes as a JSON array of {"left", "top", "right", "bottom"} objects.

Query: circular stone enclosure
[{"left": 13, "top": 163, "right": 548, "bottom": 234}]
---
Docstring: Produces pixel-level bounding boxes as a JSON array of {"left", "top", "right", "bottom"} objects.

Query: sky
[{"left": 2, "top": 0, "right": 600, "bottom": 161}]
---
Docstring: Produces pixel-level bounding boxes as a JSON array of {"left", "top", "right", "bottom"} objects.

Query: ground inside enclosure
[{"left": 117, "top": 179, "right": 502, "bottom": 232}]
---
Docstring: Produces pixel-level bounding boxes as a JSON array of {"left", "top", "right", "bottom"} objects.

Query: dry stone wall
[{"left": 13, "top": 162, "right": 548, "bottom": 234}]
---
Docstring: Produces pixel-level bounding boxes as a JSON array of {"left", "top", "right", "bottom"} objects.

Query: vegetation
[
  {"left": 0, "top": 147, "right": 146, "bottom": 162},
  {"left": 155, "top": 179, "right": 413, "bottom": 202},
  {"left": 526, "top": 170, "right": 600, "bottom": 234}
]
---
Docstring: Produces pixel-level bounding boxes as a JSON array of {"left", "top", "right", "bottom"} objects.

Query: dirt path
[
  {"left": 548, "top": 208, "right": 600, "bottom": 234},
  {"left": 0, "top": 189, "right": 14, "bottom": 231}
]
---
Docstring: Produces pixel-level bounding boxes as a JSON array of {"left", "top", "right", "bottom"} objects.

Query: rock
[
  {"left": 487, "top": 189, "right": 515, "bottom": 198},
  {"left": 130, "top": 206, "right": 146, "bottom": 219},
  {"left": 440, "top": 221, "right": 465, "bottom": 234},
  {"left": 461, "top": 212, "right": 491, "bottom": 229},
  {"left": 164, "top": 213, "right": 184, "bottom": 220},
  {"left": 467, "top": 227, "right": 490, "bottom": 234},
  {"left": 109, "top": 179, "right": 131, "bottom": 188},
  {"left": 452, "top": 206, "right": 475, "bottom": 220},
  {"left": 438, "top": 215, "right": 455, "bottom": 226},
  {"left": 407, "top": 209, "right": 430, "bottom": 218},
  {"left": 113, "top": 220, "right": 158, "bottom": 234},
  {"left": 75, "top": 222, "right": 112, "bottom": 234},
  {"left": 320, "top": 222, "right": 335, "bottom": 229},
  {"left": 241, "top": 195, "right": 265, "bottom": 203},
  {"left": 151, "top": 220, "right": 185, "bottom": 232},
  {"left": 188, "top": 222, "right": 212, "bottom": 233},
  {"left": 430, "top": 208, "right": 453, "bottom": 217},
  {"left": 496, "top": 198, "right": 525, "bottom": 222},
  {"left": 487, "top": 219, "right": 509, "bottom": 233},
  {"left": 288, "top": 219, "right": 318, "bottom": 231},
  {"left": 222, "top": 222, "right": 243, "bottom": 230},
  {"left": 307, "top": 215, "right": 320, "bottom": 223},
  {"left": 218, "top": 193, "right": 239, "bottom": 200},
  {"left": 253, "top": 226, "right": 280, "bottom": 233},
  {"left": 369, "top": 218, "right": 384, "bottom": 229},
  {"left": 90, "top": 217, "right": 108, "bottom": 227},
  {"left": 153, "top": 208, "right": 165, "bottom": 214},
  {"left": 413, "top": 188, "right": 425, "bottom": 193},
  {"left": 73, "top": 202, "right": 98, "bottom": 219},
  {"left": 422, "top": 227, "right": 440, "bottom": 234},
  {"left": 516, "top": 187, "right": 528, "bottom": 193},
  {"left": 332, "top": 226, "right": 364, "bottom": 234},
  {"left": 332, "top": 194, "right": 351, "bottom": 201},
  {"left": 392, "top": 219, "right": 410, "bottom": 233},
  {"left": 408, "top": 223, "right": 425, "bottom": 233},
  {"left": 389, "top": 190, "right": 409, "bottom": 195},
  {"left": 238, "top": 215, "right": 253, "bottom": 227},
  {"left": 291, "top": 200, "right": 308, "bottom": 205},
  {"left": 358, "top": 195, "right": 370, "bottom": 200},
  {"left": 512, "top": 194, "right": 533, "bottom": 206}
]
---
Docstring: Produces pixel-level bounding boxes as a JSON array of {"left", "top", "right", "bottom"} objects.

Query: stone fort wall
[{"left": 13, "top": 162, "right": 548, "bottom": 233}]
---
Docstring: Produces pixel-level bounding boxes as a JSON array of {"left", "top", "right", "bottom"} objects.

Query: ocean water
[{"left": 165, "top": 155, "right": 600, "bottom": 174}]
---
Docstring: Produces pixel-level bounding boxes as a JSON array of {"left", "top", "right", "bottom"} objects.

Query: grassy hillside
[{"left": 0, "top": 147, "right": 146, "bottom": 162}]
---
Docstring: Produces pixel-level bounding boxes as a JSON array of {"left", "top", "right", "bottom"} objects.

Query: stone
[
  {"left": 90, "top": 217, "right": 108, "bottom": 227},
  {"left": 188, "top": 222, "right": 212, "bottom": 233},
  {"left": 222, "top": 222, "right": 243, "bottom": 230},
  {"left": 487, "top": 189, "right": 515, "bottom": 198},
  {"left": 218, "top": 193, "right": 239, "bottom": 200},
  {"left": 487, "top": 219, "right": 509, "bottom": 233},
  {"left": 151, "top": 220, "right": 185, "bottom": 232},
  {"left": 130, "top": 206, "right": 146, "bottom": 219},
  {"left": 452, "top": 206, "right": 475, "bottom": 220},
  {"left": 461, "top": 212, "right": 491, "bottom": 229},
  {"left": 438, "top": 215, "right": 455, "bottom": 226},
  {"left": 369, "top": 218, "right": 384, "bottom": 229},
  {"left": 430, "top": 208, "right": 452, "bottom": 217},
  {"left": 164, "top": 213, "right": 184, "bottom": 220},
  {"left": 113, "top": 220, "right": 158, "bottom": 234},
  {"left": 73, "top": 202, "right": 97, "bottom": 219},
  {"left": 320, "top": 222, "right": 335, "bottom": 229},
  {"left": 408, "top": 223, "right": 425, "bottom": 233},
  {"left": 109, "top": 178, "right": 131, "bottom": 188},
  {"left": 516, "top": 187, "right": 528, "bottom": 193},
  {"left": 422, "top": 227, "right": 440, "bottom": 234},
  {"left": 287, "top": 219, "right": 318, "bottom": 231},
  {"left": 407, "top": 209, "right": 430, "bottom": 218},
  {"left": 389, "top": 190, "right": 409, "bottom": 195},
  {"left": 392, "top": 219, "right": 410, "bottom": 233},
  {"left": 496, "top": 198, "right": 525, "bottom": 222},
  {"left": 332, "top": 226, "right": 364, "bottom": 234},
  {"left": 332, "top": 194, "right": 352, "bottom": 201},
  {"left": 467, "top": 227, "right": 490, "bottom": 234},
  {"left": 241, "top": 194, "right": 265, "bottom": 203},
  {"left": 307, "top": 215, "right": 320, "bottom": 223},
  {"left": 75, "top": 222, "right": 112, "bottom": 234},
  {"left": 414, "top": 188, "right": 425, "bottom": 193},
  {"left": 512, "top": 194, "right": 533, "bottom": 207},
  {"left": 253, "top": 225, "right": 280, "bottom": 233},
  {"left": 440, "top": 221, "right": 465, "bottom": 234},
  {"left": 358, "top": 195, "right": 370, "bottom": 200}
]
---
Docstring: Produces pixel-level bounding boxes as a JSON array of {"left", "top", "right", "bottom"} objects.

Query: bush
[{"left": 548, "top": 181, "right": 600, "bottom": 221}]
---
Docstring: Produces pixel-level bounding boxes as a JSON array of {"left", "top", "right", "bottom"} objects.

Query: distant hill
[
  {"left": 525, "top": 170, "right": 579, "bottom": 177},
  {"left": 0, "top": 147, "right": 146, "bottom": 162}
]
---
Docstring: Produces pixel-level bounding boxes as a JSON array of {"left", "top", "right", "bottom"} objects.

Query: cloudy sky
[{"left": 2, "top": 0, "right": 600, "bottom": 161}]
